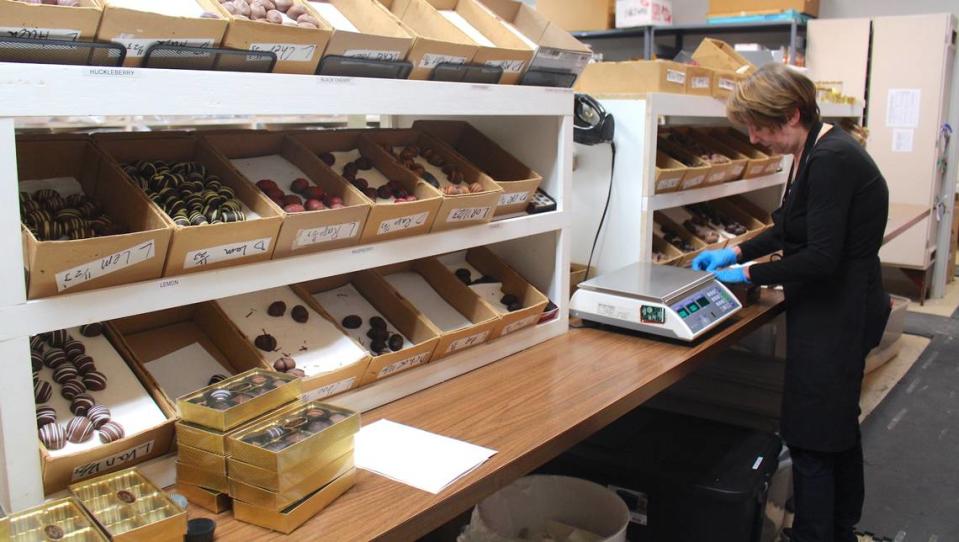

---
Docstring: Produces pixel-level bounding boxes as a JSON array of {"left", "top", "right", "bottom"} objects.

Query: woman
[{"left": 693, "top": 64, "right": 891, "bottom": 542}]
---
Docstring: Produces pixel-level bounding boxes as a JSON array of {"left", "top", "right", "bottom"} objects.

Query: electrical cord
[{"left": 584, "top": 141, "right": 616, "bottom": 281}]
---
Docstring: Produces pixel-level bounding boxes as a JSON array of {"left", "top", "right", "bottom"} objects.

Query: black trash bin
[{"left": 539, "top": 407, "right": 783, "bottom": 542}]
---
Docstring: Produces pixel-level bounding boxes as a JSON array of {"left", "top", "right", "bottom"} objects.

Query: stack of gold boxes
[
  {"left": 0, "top": 497, "right": 110, "bottom": 541},
  {"left": 226, "top": 401, "right": 360, "bottom": 534},
  {"left": 174, "top": 369, "right": 301, "bottom": 514}
]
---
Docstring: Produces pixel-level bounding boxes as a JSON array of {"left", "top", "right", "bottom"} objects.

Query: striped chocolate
[
  {"left": 60, "top": 379, "right": 85, "bottom": 400},
  {"left": 47, "top": 329, "right": 67, "bottom": 348},
  {"left": 43, "top": 348, "right": 67, "bottom": 369},
  {"left": 82, "top": 371, "right": 107, "bottom": 391},
  {"left": 79, "top": 323, "right": 103, "bottom": 337},
  {"left": 98, "top": 421, "right": 125, "bottom": 444},
  {"left": 52, "top": 364, "right": 78, "bottom": 384},
  {"left": 66, "top": 416, "right": 93, "bottom": 444},
  {"left": 70, "top": 394, "right": 95, "bottom": 416},
  {"left": 31, "top": 351, "right": 43, "bottom": 372},
  {"left": 63, "top": 339, "right": 85, "bottom": 359},
  {"left": 86, "top": 404, "right": 111, "bottom": 429},
  {"left": 39, "top": 423, "right": 66, "bottom": 450},
  {"left": 34, "top": 380, "right": 52, "bottom": 403},
  {"left": 36, "top": 406, "right": 57, "bottom": 428},
  {"left": 73, "top": 354, "right": 96, "bottom": 375}
]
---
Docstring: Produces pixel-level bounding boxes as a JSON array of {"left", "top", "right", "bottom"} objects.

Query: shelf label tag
[
  {"left": 304, "top": 377, "right": 356, "bottom": 401},
  {"left": 111, "top": 36, "right": 214, "bottom": 58},
  {"left": 293, "top": 221, "right": 360, "bottom": 249},
  {"left": 378, "top": 351, "right": 430, "bottom": 378},
  {"left": 656, "top": 176, "right": 681, "bottom": 191},
  {"left": 498, "top": 191, "right": 530, "bottom": 207},
  {"left": 250, "top": 42, "right": 318, "bottom": 62},
  {"left": 717, "top": 76, "right": 736, "bottom": 91},
  {"left": 344, "top": 49, "right": 402, "bottom": 62},
  {"left": 184, "top": 237, "right": 272, "bottom": 269},
  {"left": 691, "top": 76, "right": 711, "bottom": 89},
  {"left": 446, "top": 330, "right": 490, "bottom": 353},
  {"left": 419, "top": 53, "right": 467, "bottom": 69},
  {"left": 682, "top": 173, "right": 705, "bottom": 189},
  {"left": 71, "top": 440, "right": 155, "bottom": 481},
  {"left": 0, "top": 26, "right": 81, "bottom": 41},
  {"left": 377, "top": 212, "right": 429, "bottom": 235},
  {"left": 485, "top": 58, "right": 526, "bottom": 74},
  {"left": 502, "top": 315, "right": 538, "bottom": 336},
  {"left": 666, "top": 69, "right": 685, "bottom": 85},
  {"left": 56, "top": 239, "right": 156, "bottom": 292},
  {"left": 447, "top": 206, "right": 492, "bottom": 223}
]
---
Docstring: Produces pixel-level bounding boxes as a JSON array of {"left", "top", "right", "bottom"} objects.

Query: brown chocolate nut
[
  {"left": 291, "top": 305, "right": 309, "bottom": 323},
  {"left": 268, "top": 301, "right": 287, "bottom": 317},
  {"left": 287, "top": 368, "right": 306, "bottom": 378},
  {"left": 274, "top": 0, "right": 292, "bottom": 9},
  {"left": 297, "top": 14, "right": 319, "bottom": 25},
  {"left": 286, "top": 3, "right": 307, "bottom": 19},
  {"left": 369, "top": 316, "right": 387, "bottom": 330},
  {"left": 266, "top": 9, "right": 283, "bottom": 23},
  {"left": 342, "top": 315, "right": 362, "bottom": 329},
  {"left": 388, "top": 334, "right": 404, "bottom": 352},
  {"left": 254, "top": 333, "right": 277, "bottom": 352},
  {"left": 355, "top": 156, "right": 373, "bottom": 170},
  {"left": 250, "top": 4, "right": 266, "bottom": 18}
]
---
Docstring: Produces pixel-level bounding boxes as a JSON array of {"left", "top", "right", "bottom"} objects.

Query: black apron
[{"left": 777, "top": 123, "right": 891, "bottom": 452}]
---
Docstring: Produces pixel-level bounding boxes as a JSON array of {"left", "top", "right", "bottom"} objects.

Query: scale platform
[{"left": 570, "top": 262, "right": 742, "bottom": 341}]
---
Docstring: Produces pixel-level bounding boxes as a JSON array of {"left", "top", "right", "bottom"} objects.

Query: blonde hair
[{"left": 727, "top": 63, "right": 820, "bottom": 129}]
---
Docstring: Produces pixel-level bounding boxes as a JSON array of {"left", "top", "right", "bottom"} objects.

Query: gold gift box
[
  {"left": 230, "top": 450, "right": 354, "bottom": 511},
  {"left": 176, "top": 482, "right": 232, "bottom": 514},
  {"left": 233, "top": 468, "right": 357, "bottom": 534},
  {"left": 177, "top": 443, "right": 227, "bottom": 474},
  {"left": 228, "top": 434, "right": 354, "bottom": 493},
  {"left": 177, "top": 369, "right": 300, "bottom": 432},
  {"left": 227, "top": 401, "right": 360, "bottom": 472},
  {"left": 176, "top": 462, "right": 229, "bottom": 494},
  {"left": 0, "top": 497, "right": 108, "bottom": 542},
  {"left": 69, "top": 467, "right": 186, "bottom": 542},
  {"left": 175, "top": 421, "right": 228, "bottom": 455}
]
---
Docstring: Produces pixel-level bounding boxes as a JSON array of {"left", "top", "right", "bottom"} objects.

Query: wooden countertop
[
  {"left": 184, "top": 291, "right": 785, "bottom": 541},
  {"left": 885, "top": 203, "right": 930, "bottom": 245}
]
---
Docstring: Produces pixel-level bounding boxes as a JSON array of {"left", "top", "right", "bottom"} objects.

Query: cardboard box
[
  {"left": 176, "top": 369, "right": 301, "bottom": 432},
  {"left": 654, "top": 211, "right": 709, "bottom": 266},
  {"left": 478, "top": 0, "right": 592, "bottom": 87},
  {"left": 708, "top": 0, "right": 819, "bottom": 17},
  {"left": 676, "top": 127, "right": 747, "bottom": 182},
  {"left": 661, "top": 129, "right": 732, "bottom": 185},
  {"left": 176, "top": 482, "right": 232, "bottom": 514},
  {"left": 229, "top": 450, "right": 353, "bottom": 511},
  {"left": 375, "top": 258, "right": 499, "bottom": 359},
  {"left": 289, "top": 129, "right": 443, "bottom": 243},
  {"left": 575, "top": 60, "right": 687, "bottom": 96},
  {"left": 310, "top": 0, "right": 415, "bottom": 74},
  {"left": 379, "top": 0, "right": 479, "bottom": 80},
  {"left": 685, "top": 65, "right": 714, "bottom": 96},
  {"left": 707, "top": 198, "right": 766, "bottom": 245},
  {"left": 0, "top": 497, "right": 109, "bottom": 541},
  {"left": 294, "top": 272, "right": 441, "bottom": 388},
  {"left": 232, "top": 468, "right": 356, "bottom": 534},
  {"left": 654, "top": 151, "right": 687, "bottom": 194},
  {"left": 659, "top": 208, "right": 728, "bottom": 253},
  {"left": 710, "top": 67, "right": 742, "bottom": 100},
  {"left": 724, "top": 195, "right": 773, "bottom": 227},
  {"left": 656, "top": 138, "right": 712, "bottom": 190},
  {"left": 569, "top": 262, "right": 589, "bottom": 297},
  {"left": 712, "top": 127, "right": 783, "bottom": 174},
  {"left": 39, "top": 325, "right": 177, "bottom": 495},
  {"left": 435, "top": 247, "right": 548, "bottom": 339},
  {"left": 94, "top": 132, "right": 283, "bottom": 276},
  {"left": 423, "top": 0, "right": 535, "bottom": 84},
  {"left": 202, "top": 131, "right": 371, "bottom": 258},
  {"left": 176, "top": 460, "right": 229, "bottom": 494},
  {"left": 692, "top": 37, "right": 756, "bottom": 76},
  {"left": 228, "top": 434, "right": 354, "bottom": 493},
  {"left": 363, "top": 129, "right": 502, "bottom": 231},
  {"left": 652, "top": 234, "right": 684, "bottom": 265},
  {"left": 616, "top": 0, "right": 673, "bottom": 28},
  {"left": 0, "top": 0, "right": 103, "bottom": 64},
  {"left": 706, "top": 127, "right": 781, "bottom": 177},
  {"left": 176, "top": 421, "right": 230, "bottom": 456},
  {"left": 17, "top": 135, "right": 172, "bottom": 299},
  {"left": 96, "top": 0, "right": 228, "bottom": 67},
  {"left": 211, "top": 0, "right": 333, "bottom": 75},
  {"left": 413, "top": 120, "right": 543, "bottom": 215},
  {"left": 533, "top": 0, "right": 613, "bottom": 32}
]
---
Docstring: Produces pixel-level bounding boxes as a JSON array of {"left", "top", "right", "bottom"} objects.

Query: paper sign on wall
[
  {"left": 892, "top": 129, "right": 915, "bottom": 153},
  {"left": 886, "top": 89, "right": 921, "bottom": 128}
]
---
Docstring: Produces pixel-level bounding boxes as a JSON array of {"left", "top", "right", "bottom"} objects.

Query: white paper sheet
[
  {"left": 437, "top": 252, "right": 510, "bottom": 313},
  {"left": 355, "top": 420, "right": 496, "bottom": 494},
  {"left": 892, "top": 128, "right": 915, "bottom": 153},
  {"left": 20, "top": 177, "right": 84, "bottom": 197},
  {"left": 310, "top": 2, "right": 359, "bottom": 32},
  {"left": 886, "top": 88, "right": 921, "bottom": 128},
  {"left": 144, "top": 343, "right": 228, "bottom": 401},
  {"left": 384, "top": 272, "right": 472, "bottom": 332},
  {"left": 106, "top": 0, "right": 207, "bottom": 18},
  {"left": 312, "top": 283, "right": 414, "bottom": 352},
  {"left": 440, "top": 10, "right": 495, "bottom": 47}
]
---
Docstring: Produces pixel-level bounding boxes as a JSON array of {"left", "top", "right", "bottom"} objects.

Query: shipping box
[
  {"left": 708, "top": 0, "right": 819, "bottom": 17},
  {"left": 692, "top": 37, "right": 755, "bottom": 75},
  {"left": 311, "top": 0, "right": 414, "bottom": 74},
  {"left": 533, "top": 0, "right": 613, "bottom": 32},
  {"left": 575, "top": 60, "right": 687, "bottom": 96}
]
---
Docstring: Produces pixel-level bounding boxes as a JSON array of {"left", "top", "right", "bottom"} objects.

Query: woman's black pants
[{"left": 789, "top": 437, "right": 865, "bottom": 542}]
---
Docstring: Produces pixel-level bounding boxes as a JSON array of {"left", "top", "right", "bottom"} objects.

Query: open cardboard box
[
  {"left": 692, "top": 37, "right": 756, "bottom": 76},
  {"left": 96, "top": 0, "right": 228, "bottom": 67},
  {"left": 652, "top": 234, "right": 684, "bottom": 265},
  {"left": 710, "top": 68, "right": 744, "bottom": 100},
  {"left": 575, "top": 60, "right": 687, "bottom": 96},
  {"left": 378, "top": 0, "right": 479, "bottom": 80},
  {"left": 660, "top": 129, "right": 732, "bottom": 186},
  {"left": 685, "top": 65, "right": 714, "bottom": 97},
  {"left": 654, "top": 151, "right": 687, "bottom": 194},
  {"left": 656, "top": 138, "right": 712, "bottom": 190},
  {"left": 712, "top": 127, "right": 784, "bottom": 175},
  {"left": 413, "top": 120, "right": 542, "bottom": 215},
  {"left": 478, "top": 0, "right": 591, "bottom": 87},
  {"left": 233, "top": 467, "right": 356, "bottom": 534},
  {"left": 706, "top": 127, "right": 782, "bottom": 177},
  {"left": 653, "top": 210, "right": 709, "bottom": 267},
  {"left": 202, "top": 131, "right": 371, "bottom": 258},
  {"left": 374, "top": 258, "right": 499, "bottom": 359},
  {"left": 17, "top": 135, "right": 172, "bottom": 299},
  {"left": 289, "top": 129, "right": 443, "bottom": 242},
  {"left": 676, "top": 127, "right": 748, "bottom": 182},
  {"left": 210, "top": 0, "right": 332, "bottom": 75},
  {"left": 308, "top": 0, "right": 414, "bottom": 75},
  {"left": 40, "top": 325, "right": 177, "bottom": 494},
  {"left": 659, "top": 207, "right": 729, "bottom": 254},
  {"left": 724, "top": 195, "right": 773, "bottom": 229},
  {"left": 94, "top": 132, "right": 283, "bottom": 276},
  {"left": 0, "top": 0, "right": 103, "bottom": 64},
  {"left": 707, "top": 198, "right": 766, "bottom": 246},
  {"left": 294, "top": 271, "right": 441, "bottom": 388}
]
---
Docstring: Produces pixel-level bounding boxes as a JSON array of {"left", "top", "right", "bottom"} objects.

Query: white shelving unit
[{"left": 0, "top": 63, "right": 574, "bottom": 512}]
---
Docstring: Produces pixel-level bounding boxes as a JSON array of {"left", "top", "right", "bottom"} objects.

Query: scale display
[{"left": 670, "top": 284, "right": 738, "bottom": 334}]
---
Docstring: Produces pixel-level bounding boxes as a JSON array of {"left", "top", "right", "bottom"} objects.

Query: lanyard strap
[{"left": 781, "top": 121, "right": 824, "bottom": 205}]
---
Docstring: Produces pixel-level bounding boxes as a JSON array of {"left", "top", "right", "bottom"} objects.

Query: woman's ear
[{"left": 787, "top": 108, "right": 802, "bottom": 127}]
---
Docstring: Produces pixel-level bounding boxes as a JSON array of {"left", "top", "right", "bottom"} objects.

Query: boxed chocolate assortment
[
  {"left": 0, "top": 497, "right": 109, "bottom": 542},
  {"left": 575, "top": 60, "right": 688, "bottom": 96},
  {"left": 295, "top": 271, "right": 442, "bottom": 388},
  {"left": 375, "top": 258, "right": 499, "bottom": 359},
  {"left": 378, "top": 0, "right": 479, "bottom": 81},
  {"left": 202, "top": 131, "right": 371, "bottom": 258},
  {"left": 656, "top": 137, "right": 711, "bottom": 191},
  {"left": 437, "top": 246, "right": 548, "bottom": 339},
  {"left": 176, "top": 368, "right": 301, "bottom": 431},
  {"left": 663, "top": 128, "right": 741, "bottom": 183},
  {"left": 32, "top": 324, "right": 177, "bottom": 494},
  {"left": 0, "top": 0, "right": 104, "bottom": 65},
  {"left": 214, "top": 286, "right": 372, "bottom": 394},
  {"left": 290, "top": 129, "right": 443, "bottom": 242},
  {"left": 95, "top": 132, "right": 283, "bottom": 276},
  {"left": 307, "top": 0, "right": 415, "bottom": 74},
  {"left": 17, "top": 136, "right": 173, "bottom": 300},
  {"left": 232, "top": 468, "right": 355, "bottom": 534},
  {"left": 413, "top": 120, "right": 542, "bottom": 215},
  {"left": 96, "top": 0, "right": 228, "bottom": 67},
  {"left": 366, "top": 129, "right": 503, "bottom": 231},
  {"left": 69, "top": 467, "right": 187, "bottom": 541},
  {"left": 659, "top": 207, "right": 732, "bottom": 253}
]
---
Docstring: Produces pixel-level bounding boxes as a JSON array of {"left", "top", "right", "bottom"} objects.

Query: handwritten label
[
  {"left": 485, "top": 59, "right": 526, "bottom": 74},
  {"left": 717, "top": 77, "right": 736, "bottom": 91},
  {"left": 419, "top": 53, "right": 467, "bottom": 69},
  {"left": 111, "top": 37, "right": 214, "bottom": 58},
  {"left": 707, "top": 171, "right": 726, "bottom": 184},
  {"left": 657, "top": 176, "right": 681, "bottom": 191},
  {"left": 303, "top": 377, "right": 356, "bottom": 401},
  {"left": 446, "top": 330, "right": 490, "bottom": 354},
  {"left": 344, "top": 49, "right": 402, "bottom": 62},
  {"left": 56, "top": 240, "right": 156, "bottom": 292},
  {"left": 378, "top": 352, "right": 430, "bottom": 378},
  {"left": 0, "top": 26, "right": 81, "bottom": 41},
  {"left": 72, "top": 441, "right": 155, "bottom": 481},
  {"left": 293, "top": 221, "right": 360, "bottom": 249},
  {"left": 692, "top": 76, "right": 711, "bottom": 89},
  {"left": 683, "top": 174, "right": 705, "bottom": 189},
  {"left": 502, "top": 315, "right": 538, "bottom": 336},
  {"left": 377, "top": 212, "right": 429, "bottom": 235},
  {"left": 731, "top": 163, "right": 746, "bottom": 177},
  {"left": 250, "top": 42, "right": 317, "bottom": 62},
  {"left": 666, "top": 69, "right": 686, "bottom": 84},
  {"left": 498, "top": 192, "right": 530, "bottom": 207},
  {"left": 184, "top": 237, "right": 271, "bottom": 269},
  {"left": 447, "top": 206, "right": 492, "bottom": 223}
]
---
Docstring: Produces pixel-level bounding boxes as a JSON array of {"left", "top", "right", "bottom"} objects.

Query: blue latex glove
[
  {"left": 714, "top": 267, "right": 750, "bottom": 284},
  {"left": 692, "top": 248, "right": 738, "bottom": 272}
]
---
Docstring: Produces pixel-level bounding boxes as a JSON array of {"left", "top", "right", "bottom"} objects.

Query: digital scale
[{"left": 570, "top": 262, "right": 742, "bottom": 342}]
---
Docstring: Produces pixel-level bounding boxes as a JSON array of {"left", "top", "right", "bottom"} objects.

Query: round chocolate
[
  {"left": 291, "top": 305, "right": 309, "bottom": 323},
  {"left": 388, "top": 334, "right": 404, "bottom": 352},
  {"left": 267, "top": 301, "right": 287, "bottom": 317},
  {"left": 79, "top": 323, "right": 103, "bottom": 337},
  {"left": 30, "top": 335, "right": 45, "bottom": 351},
  {"left": 341, "top": 315, "right": 362, "bottom": 329},
  {"left": 70, "top": 394, "right": 95, "bottom": 416},
  {"left": 47, "top": 329, "right": 67, "bottom": 348},
  {"left": 233, "top": 392, "right": 254, "bottom": 404},
  {"left": 82, "top": 370, "right": 107, "bottom": 391},
  {"left": 39, "top": 423, "right": 66, "bottom": 450},
  {"left": 249, "top": 374, "right": 269, "bottom": 386},
  {"left": 454, "top": 268, "right": 472, "bottom": 285},
  {"left": 507, "top": 302, "right": 523, "bottom": 312},
  {"left": 305, "top": 407, "right": 329, "bottom": 420},
  {"left": 264, "top": 426, "right": 288, "bottom": 441},
  {"left": 115, "top": 489, "right": 136, "bottom": 504},
  {"left": 34, "top": 379, "right": 52, "bottom": 403},
  {"left": 43, "top": 348, "right": 67, "bottom": 369},
  {"left": 53, "top": 363, "right": 78, "bottom": 384},
  {"left": 63, "top": 339, "right": 85, "bottom": 359},
  {"left": 319, "top": 152, "right": 335, "bottom": 166},
  {"left": 284, "top": 432, "right": 309, "bottom": 446},
  {"left": 98, "top": 421, "right": 125, "bottom": 444},
  {"left": 369, "top": 316, "right": 387, "bottom": 330},
  {"left": 208, "top": 374, "right": 228, "bottom": 385},
  {"left": 87, "top": 404, "right": 111, "bottom": 429},
  {"left": 370, "top": 340, "right": 387, "bottom": 355},
  {"left": 31, "top": 351, "right": 43, "bottom": 372},
  {"left": 61, "top": 379, "right": 85, "bottom": 400},
  {"left": 73, "top": 354, "right": 96, "bottom": 375},
  {"left": 254, "top": 333, "right": 277, "bottom": 352},
  {"left": 329, "top": 412, "right": 348, "bottom": 423},
  {"left": 366, "top": 327, "right": 389, "bottom": 342},
  {"left": 355, "top": 156, "right": 373, "bottom": 170},
  {"left": 65, "top": 416, "right": 93, "bottom": 443},
  {"left": 37, "top": 406, "right": 57, "bottom": 428},
  {"left": 273, "top": 357, "right": 296, "bottom": 372},
  {"left": 306, "top": 419, "right": 330, "bottom": 433},
  {"left": 44, "top": 525, "right": 64, "bottom": 540}
]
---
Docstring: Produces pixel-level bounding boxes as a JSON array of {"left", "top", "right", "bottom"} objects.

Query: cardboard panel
[
  {"left": 0, "top": 0, "right": 102, "bottom": 66},
  {"left": 576, "top": 60, "right": 687, "bottom": 96},
  {"left": 317, "top": 0, "right": 414, "bottom": 64},
  {"left": 379, "top": 0, "right": 479, "bottom": 80}
]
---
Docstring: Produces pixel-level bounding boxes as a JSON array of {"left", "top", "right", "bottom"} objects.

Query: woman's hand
[
  {"left": 714, "top": 267, "right": 750, "bottom": 284},
  {"left": 692, "top": 247, "right": 739, "bottom": 271}
]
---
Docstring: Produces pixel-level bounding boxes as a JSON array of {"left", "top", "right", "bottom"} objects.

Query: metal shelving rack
[{"left": 0, "top": 62, "right": 574, "bottom": 512}]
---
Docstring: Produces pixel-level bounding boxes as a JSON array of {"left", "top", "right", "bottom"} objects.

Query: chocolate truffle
[
  {"left": 500, "top": 294, "right": 519, "bottom": 307},
  {"left": 70, "top": 394, "right": 95, "bottom": 416},
  {"left": 376, "top": 185, "right": 394, "bottom": 200},
  {"left": 341, "top": 315, "right": 362, "bottom": 329},
  {"left": 39, "top": 423, "right": 66, "bottom": 450},
  {"left": 305, "top": 407, "right": 329, "bottom": 420},
  {"left": 291, "top": 305, "right": 309, "bottom": 323},
  {"left": 454, "top": 268, "right": 472, "bottom": 285},
  {"left": 73, "top": 354, "right": 95, "bottom": 375},
  {"left": 86, "top": 404, "right": 111, "bottom": 429},
  {"left": 265, "top": 441, "right": 288, "bottom": 452},
  {"left": 319, "top": 152, "right": 335, "bottom": 166},
  {"left": 209, "top": 389, "right": 232, "bottom": 402},
  {"left": 369, "top": 316, "right": 387, "bottom": 330},
  {"left": 60, "top": 379, "right": 85, "bottom": 400},
  {"left": 53, "top": 364, "right": 78, "bottom": 384},
  {"left": 249, "top": 374, "right": 269, "bottom": 387},
  {"left": 254, "top": 333, "right": 277, "bottom": 352},
  {"left": 306, "top": 419, "right": 330, "bottom": 433},
  {"left": 47, "top": 329, "right": 67, "bottom": 348},
  {"left": 273, "top": 357, "right": 296, "bottom": 372},
  {"left": 36, "top": 406, "right": 57, "bottom": 428},
  {"left": 66, "top": 416, "right": 93, "bottom": 443},
  {"left": 43, "top": 348, "right": 67, "bottom": 369},
  {"left": 98, "top": 421, "right": 124, "bottom": 444},
  {"left": 267, "top": 301, "right": 287, "bottom": 317},
  {"left": 79, "top": 323, "right": 103, "bottom": 337},
  {"left": 34, "top": 380, "right": 52, "bottom": 403},
  {"left": 388, "top": 334, "right": 404, "bottom": 352},
  {"left": 208, "top": 374, "right": 228, "bottom": 385},
  {"left": 63, "top": 339, "right": 84, "bottom": 359},
  {"left": 473, "top": 275, "right": 497, "bottom": 285},
  {"left": 284, "top": 432, "right": 309, "bottom": 446},
  {"left": 31, "top": 351, "right": 43, "bottom": 372},
  {"left": 508, "top": 302, "right": 523, "bottom": 312},
  {"left": 355, "top": 156, "right": 373, "bottom": 170},
  {"left": 370, "top": 339, "right": 387, "bottom": 355},
  {"left": 30, "top": 335, "right": 45, "bottom": 351},
  {"left": 82, "top": 371, "right": 107, "bottom": 391},
  {"left": 265, "top": 426, "right": 288, "bottom": 441}
]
